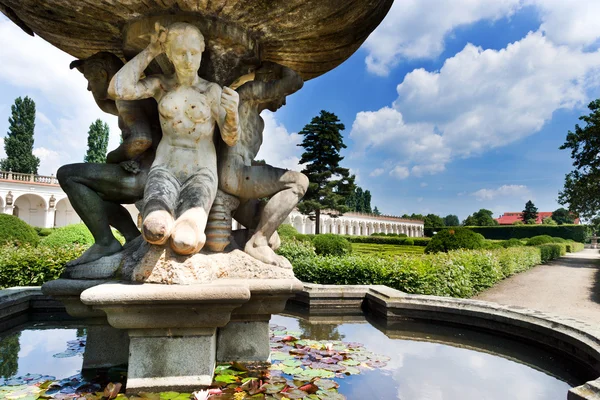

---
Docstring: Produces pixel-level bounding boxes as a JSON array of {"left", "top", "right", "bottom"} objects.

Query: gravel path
[{"left": 474, "top": 248, "right": 600, "bottom": 325}]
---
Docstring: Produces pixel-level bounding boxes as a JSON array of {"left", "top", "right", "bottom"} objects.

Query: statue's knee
[{"left": 56, "top": 165, "right": 73, "bottom": 186}]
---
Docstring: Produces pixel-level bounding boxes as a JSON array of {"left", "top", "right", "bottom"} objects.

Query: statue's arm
[
  {"left": 245, "top": 66, "right": 304, "bottom": 102},
  {"left": 108, "top": 45, "right": 163, "bottom": 101},
  {"left": 212, "top": 84, "right": 240, "bottom": 146}
]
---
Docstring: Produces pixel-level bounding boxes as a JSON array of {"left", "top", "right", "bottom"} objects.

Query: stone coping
[{"left": 1, "top": 284, "right": 599, "bottom": 399}]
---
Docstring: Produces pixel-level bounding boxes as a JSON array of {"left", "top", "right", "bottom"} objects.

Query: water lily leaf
[
  {"left": 315, "top": 390, "right": 346, "bottom": 400},
  {"left": 215, "top": 375, "right": 238, "bottom": 384},
  {"left": 341, "top": 367, "right": 360, "bottom": 375},
  {"left": 270, "top": 352, "right": 294, "bottom": 361},
  {"left": 339, "top": 360, "right": 360, "bottom": 367},
  {"left": 313, "top": 380, "right": 338, "bottom": 391},
  {"left": 281, "top": 360, "right": 302, "bottom": 368},
  {"left": 171, "top": 393, "right": 191, "bottom": 400},
  {"left": 281, "top": 367, "right": 303, "bottom": 376},
  {"left": 103, "top": 383, "right": 122, "bottom": 400},
  {"left": 365, "top": 360, "right": 387, "bottom": 368},
  {"left": 139, "top": 393, "right": 160, "bottom": 400},
  {"left": 297, "top": 384, "right": 318, "bottom": 394},
  {"left": 260, "top": 383, "right": 286, "bottom": 394},
  {"left": 278, "top": 389, "right": 306, "bottom": 399}
]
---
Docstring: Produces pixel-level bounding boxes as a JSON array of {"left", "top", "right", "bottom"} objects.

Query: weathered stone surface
[
  {"left": 123, "top": 240, "right": 295, "bottom": 284},
  {"left": 82, "top": 325, "right": 129, "bottom": 369},
  {"left": 569, "top": 378, "right": 600, "bottom": 400},
  {"left": 41, "top": 278, "right": 111, "bottom": 318},
  {"left": 0, "top": 0, "right": 393, "bottom": 84},
  {"left": 127, "top": 328, "right": 217, "bottom": 393},
  {"left": 216, "top": 321, "right": 270, "bottom": 362}
]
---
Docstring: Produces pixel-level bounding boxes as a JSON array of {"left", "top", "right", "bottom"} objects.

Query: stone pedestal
[
  {"left": 42, "top": 279, "right": 129, "bottom": 369},
  {"left": 81, "top": 282, "right": 251, "bottom": 393}
]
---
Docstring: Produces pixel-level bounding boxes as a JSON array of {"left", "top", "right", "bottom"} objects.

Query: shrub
[
  {"left": 292, "top": 247, "right": 542, "bottom": 298},
  {"left": 277, "top": 224, "right": 299, "bottom": 238},
  {"left": 343, "top": 235, "right": 430, "bottom": 246},
  {"left": 35, "top": 227, "right": 54, "bottom": 237},
  {"left": 276, "top": 239, "right": 316, "bottom": 261},
  {"left": 41, "top": 223, "right": 94, "bottom": 247},
  {"left": 538, "top": 244, "right": 564, "bottom": 263},
  {"left": 425, "top": 228, "right": 486, "bottom": 253},
  {"left": 312, "top": 234, "right": 352, "bottom": 256},
  {"left": 566, "top": 242, "right": 585, "bottom": 252},
  {"left": 551, "top": 237, "right": 566, "bottom": 243},
  {"left": 0, "top": 244, "right": 86, "bottom": 288},
  {"left": 404, "top": 238, "right": 414, "bottom": 246},
  {"left": 0, "top": 214, "right": 39, "bottom": 246},
  {"left": 526, "top": 235, "right": 556, "bottom": 246},
  {"left": 500, "top": 238, "right": 524, "bottom": 248}
]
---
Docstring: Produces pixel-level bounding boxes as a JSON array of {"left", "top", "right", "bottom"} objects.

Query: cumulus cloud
[
  {"left": 370, "top": 168, "right": 385, "bottom": 177},
  {"left": 352, "top": 32, "right": 600, "bottom": 176},
  {"left": 363, "top": 0, "right": 521, "bottom": 75},
  {"left": 471, "top": 184, "right": 532, "bottom": 201},
  {"left": 255, "top": 111, "right": 303, "bottom": 171},
  {"left": 33, "top": 147, "right": 63, "bottom": 176},
  {"left": 0, "top": 19, "right": 120, "bottom": 174},
  {"left": 389, "top": 165, "right": 410, "bottom": 180}
]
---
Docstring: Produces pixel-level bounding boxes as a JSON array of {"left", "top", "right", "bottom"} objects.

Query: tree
[
  {"left": 84, "top": 119, "right": 110, "bottom": 163},
  {"left": 346, "top": 186, "right": 373, "bottom": 213},
  {"left": 551, "top": 208, "right": 575, "bottom": 225},
  {"left": 297, "top": 110, "right": 355, "bottom": 234},
  {"left": 559, "top": 99, "right": 600, "bottom": 221},
  {"left": 373, "top": 206, "right": 381, "bottom": 216},
  {"left": 1, "top": 96, "right": 40, "bottom": 174},
  {"left": 542, "top": 217, "right": 557, "bottom": 225},
  {"left": 463, "top": 209, "right": 498, "bottom": 226},
  {"left": 444, "top": 214, "right": 460, "bottom": 226},
  {"left": 424, "top": 214, "right": 445, "bottom": 228},
  {"left": 522, "top": 200, "right": 538, "bottom": 224}
]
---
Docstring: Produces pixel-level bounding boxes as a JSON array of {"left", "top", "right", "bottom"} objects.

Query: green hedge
[
  {"left": 0, "top": 244, "right": 86, "bottom": 288},
  {"left": 290, "top": 247, "right": 545, "bottom": 298},
  {"left": 425, "top": 228, "right": 486, "bottom": 253},
  {"left": 425, "top": 225, "right": 587, "bottom": 242},
  {"left": 312, "top": 234, "right": 352, "bottom": 256},
  {"left": 341, "top": 235, "right": 430, "bottom": 246},
  {"left": 41, "top": 224, "right": 94, "bottom": 247},
  {"left": 0, "top": 214, "right": 39, "bottom": 246}
]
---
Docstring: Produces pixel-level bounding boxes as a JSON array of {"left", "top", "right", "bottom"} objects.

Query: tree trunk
[{"left": 315, "top": 209, "right": 320, "bottom": 235}]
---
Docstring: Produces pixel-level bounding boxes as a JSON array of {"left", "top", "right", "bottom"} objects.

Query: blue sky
[{"left": 1, "top": 1, "right": 600, "bottom": 221}]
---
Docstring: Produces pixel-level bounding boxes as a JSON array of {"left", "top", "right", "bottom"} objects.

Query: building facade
[{"left": 0, "top": 171, "right": 425, "bottom": 236}]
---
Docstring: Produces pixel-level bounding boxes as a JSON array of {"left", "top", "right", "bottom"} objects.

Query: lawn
[{"left": 352, "top": 243, "right": 425, "bottom": 256}]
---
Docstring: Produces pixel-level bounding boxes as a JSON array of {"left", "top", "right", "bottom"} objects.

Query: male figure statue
[
  {"left": 219, "top": 62, "right": 308, "bottom": 268},
  {"left": 58, "top": 52, "right": 160, "bottom": 266}
]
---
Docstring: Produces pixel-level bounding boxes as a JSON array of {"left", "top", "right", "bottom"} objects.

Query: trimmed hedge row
[
  {"left": 276, "top": 225, "right": 431, "bottom": 246},
  {"left": 425, "top": 225, "right": 587, "bottom": 242},
  {"left": 289, "top": 247, "right": 544, "bottom": 298},
  {"left": 0, "top": 244, "right": 86, "bottom": 288},
  {"left": 0, "top": 214, "right": 39, "bottom": 246}
]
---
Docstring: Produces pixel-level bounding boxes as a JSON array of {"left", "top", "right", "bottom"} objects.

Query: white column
[{"left": 44, "top": 208, "right": 56, "bottom": 228}]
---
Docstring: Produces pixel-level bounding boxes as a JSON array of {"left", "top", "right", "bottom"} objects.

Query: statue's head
[
  {"left": 70, "top": 52, "right": 124, "bottom": 100},
  {"left": 164, "top": 23, "right": 205, "bottom": 77},
  {"left": 255, "top": 62, "right": 287, "bottom": 112}
]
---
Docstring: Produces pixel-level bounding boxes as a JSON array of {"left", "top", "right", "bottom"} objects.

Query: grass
[{"left": 352, "top": 243, "right": 425, "bottom": 257}]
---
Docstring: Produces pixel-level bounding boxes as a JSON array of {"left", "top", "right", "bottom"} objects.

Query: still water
[{"left": 0, "top": 314, "right": 580, "bottom": 400}]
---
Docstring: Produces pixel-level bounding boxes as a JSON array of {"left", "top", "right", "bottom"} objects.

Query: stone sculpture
[
  {"left": 108, "top": 22, "right": 240, "bottom": 256},
  {"left": 57, "top": 52, "right": 161, "bottom": 267},
  {"left": 219, "top": 62, "right": 307, "bottom": 268}
]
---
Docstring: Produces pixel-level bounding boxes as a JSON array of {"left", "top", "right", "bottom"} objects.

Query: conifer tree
[
  {"left": 297, "top": 110, "right": 355, "bottom": 234},
  {"left": 84, "top": 119, "right": 110, "bottom": 163},
  {"left": 522, "top": 200, "right": 539, "bottom": 224},
  {"left": 373, "top": 206, "right": 381, "bottom": 216},
  {"left": 1, "top": 96, "right": 40, "bottom": 174}
]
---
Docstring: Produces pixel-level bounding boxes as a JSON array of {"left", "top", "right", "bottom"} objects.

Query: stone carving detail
[{"left": 59, "top": 22, "right": 308, "bottom": 282}]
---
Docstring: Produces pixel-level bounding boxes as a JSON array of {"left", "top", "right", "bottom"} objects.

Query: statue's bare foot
[
  {"left": 269, "top": 231, "right": 281, "bottom": 251},
  {"left": 170, "top": 209, "right": 207, "bottom": 255},
  {"left": 142, "top": 210, "right": 173, "bottom": 245},
  {"left": 245, "top": 236, "right": 292, "bottom": 269},
  {"left": 66, "top": 240, "right": 123, "bottom": 267}
]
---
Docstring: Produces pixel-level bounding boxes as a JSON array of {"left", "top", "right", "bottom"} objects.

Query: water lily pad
[{"left": 281, "top": 360, "right": 302, "bottom": 368}]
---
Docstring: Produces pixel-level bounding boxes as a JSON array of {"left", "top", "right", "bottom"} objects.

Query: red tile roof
[{"left": 495, "top": 212, "right": 580, "bottom": 225}]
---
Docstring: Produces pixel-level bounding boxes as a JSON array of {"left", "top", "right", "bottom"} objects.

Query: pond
[{"left": 0, "top": 313, "right": 586, "bottom": 400}]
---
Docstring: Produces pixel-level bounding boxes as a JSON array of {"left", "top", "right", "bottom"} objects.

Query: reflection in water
[
  {"left": 0, "top": 333, "right": 20, "bottom": 378},
  {"left": 297, "top": 319, "right": 345, "bottom": 341},
  {"left": 275, "top": 314, "right": 575, "bottom": 400}
]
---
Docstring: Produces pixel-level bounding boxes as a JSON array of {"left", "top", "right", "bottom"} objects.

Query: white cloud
[
  {"left": 352, "top": 32, "right": 600, "bottom": 176},
  {"left": 363, "top": 0, "right": 521, "bottom": 75},
  {"left": 370, "top": 168, "right": 385, "bottom": 177},
  {"left": 0, "top": 19, "right": 120, "bottom": 174},
  {"left": 389, "top": 165, "right": 410, "bottom": 180},
  {"left": 471, "top": 184, "right": 532, "bottom": 201},
  {"left": 420, "top": 182, "right": 428, "bottom": 187},
  {"left": 33, "top": 147, "right": 63, "bottom": 176},
  {"left": 255, "top": 111, "right": 303, "bottom": 171}
]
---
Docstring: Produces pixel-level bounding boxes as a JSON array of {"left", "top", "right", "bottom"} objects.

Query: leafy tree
[
  {"left": 410, "top": 213, "right": 425, "bottom": 221},
  {"left": 513, "top": 220, "right": 524, "bottom": 225},
  {"left": 0, "top": 332, "right": 20, "bottom": 378},
  {"left": 444, "top": 214, "right": 460, "bottom": 226},
  {"left": 542, "top": 217, "right": 557, "bottom": 225},
  {"left": 84, "top": 119, "right": 110, "bottom": 163},
  {"left": 522, "top": 200, "right": 538, "bottom": 224},
  {"left": 373, "top": 206, "right": 381, "bottom": 216},
  {"left": 463, "top": 209, "right": 498, "bottom": 226},
  {"left": 559, "top": 99, "right": 600, "bottom": 221},
  {"left": 401, "top": 214, "right": 410, "bottom": 219},
  {"left": 424, "top": 214, "right": 445, "bottom": 228},
  {"left": 551, "top": 208, "right": 575, "bottom": 225},
  {"left": 346, "top": 186, "right": 372, "bottom": 213},
  {"left": 297, "top": 110, "right": 355, "bottom": 234},
  {"left": 1, "top": 96, "right": 40, "bottom": 174}
]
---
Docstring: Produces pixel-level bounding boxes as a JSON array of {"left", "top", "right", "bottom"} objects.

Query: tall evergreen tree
[
  {"left": 373, "top": 206, "right": 381, "bottom": 216},
  {"left": 297, "top": 110, "right": 355, "bottom": 234},
  {"left": 84, "top": 119, "right": 110, "bottom": 163},
  {"left": 346, "top": 186, "right": 373, "bottom": 213},
  {"left": 522, "top": 200, "right": 539, "bottom": 224},
  {"left": 1, "top": 96, "right": 40, "bottom": 174},
  {"left": 363, "top": 190, "right": 372, "bottom": 213}
]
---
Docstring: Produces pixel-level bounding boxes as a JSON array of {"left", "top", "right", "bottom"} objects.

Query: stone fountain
[{"left": 0, "top": 0, "right": 393, "bottom": 393}]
